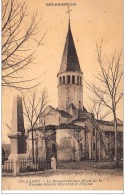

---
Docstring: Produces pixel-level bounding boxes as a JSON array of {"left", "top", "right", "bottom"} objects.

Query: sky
[{"left": 2, "top": 0, "right": 123, "bottom": 143}]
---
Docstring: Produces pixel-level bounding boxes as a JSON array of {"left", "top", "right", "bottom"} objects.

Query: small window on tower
[
  {"left": 80, "top": 77, "right": 82, "bottom": 85},
  {"left": 77, "top": 76, "right": 79, "bottom": 84},
  {"left": 80, "top": 143, "right": 83, "bottom": 151},
  {"left": 60, "top": 77, "right": 62, "bottom": 85},
  {"left": 72, "top": 75, "right": 75, "bottom": 84},
  {"left": 63, "top": 76, "right": 65, "bottom": 84},
  {"left": 93, "top": 143, "right": 95, "bottom": 151},
  {"left": 68, "top": 75, "right": 70, "bottom": 84},
  {"left": 79, "top": 100, "right": 81, "bottom": 109}
]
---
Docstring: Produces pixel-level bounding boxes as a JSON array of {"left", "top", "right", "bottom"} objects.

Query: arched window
[
  {"left": 77, "top": 76, "right": 79, "bottom": 84},
  {"left": 80, "top": 77, "right": 82, "bottom": 85},
  {"left": 72, "top": 75, "right": 75, "bottom": 84},
  {"left": 93, "top": 143, "right": 95, "bottom": 151},
  {"left": 79, "top": 100, "right": 81, "bottom": 109},
  {"left": 60, "top": 77, "right": 62, "bottom": 85},
  {"left": 63, "top": 76, "right": 65, "bottom": 84},
  {"left": 68, "top": 75, "right": 70, "bottom": 84}
]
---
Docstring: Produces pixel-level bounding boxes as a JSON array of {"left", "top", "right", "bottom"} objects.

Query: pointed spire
[
  {"left": 58, "top": 19, "right": 82, "bottom": 75},
  {"left": 68, "top": 17, "right": 70, "bottom": 29}
]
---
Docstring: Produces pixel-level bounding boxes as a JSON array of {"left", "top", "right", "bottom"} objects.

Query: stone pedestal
[
  {"left": 13, "top": 160, "right": 19, "bottom": 176},
  {"left": 8, "top": 132, "right": 28, "bottom": 161}
]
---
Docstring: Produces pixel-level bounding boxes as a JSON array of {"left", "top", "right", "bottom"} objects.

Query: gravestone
[{"left": 8, "top": 94, "right": 28, "bottom": 160}]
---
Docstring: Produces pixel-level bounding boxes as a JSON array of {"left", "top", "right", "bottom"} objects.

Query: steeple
[
  {"left": 57, "top": 15, "right": 83, "bottom": 112},
  {"left": 58, "top": 19, "right": 82, "bottom": 75}
]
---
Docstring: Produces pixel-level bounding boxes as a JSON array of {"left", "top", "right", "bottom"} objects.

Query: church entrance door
[{"left": 52, "top": 143, "right": 57, "bottom": 159}]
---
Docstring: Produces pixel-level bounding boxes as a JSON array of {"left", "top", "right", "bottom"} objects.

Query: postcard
[{"left": 2, "top": 0, "right": 123, "bottom": 192}]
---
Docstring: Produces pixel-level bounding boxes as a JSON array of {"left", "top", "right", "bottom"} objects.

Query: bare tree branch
[
  {"left": 2, "top": 0, "right": 46, "bottom": 90},
  {"left": 22, "top": 88, "right": 48, "bottom": 162},
  {"left": 85, "top": 42, "right": 123, "bottom": 167}
]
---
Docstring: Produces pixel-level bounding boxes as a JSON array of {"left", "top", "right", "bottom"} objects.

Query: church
[{"left": 27, "top": 20, "right": 123, "bottom": 162}]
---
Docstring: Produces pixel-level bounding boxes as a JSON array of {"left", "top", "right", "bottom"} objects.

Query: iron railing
[
  {"left": 2, "top": 159, "right": 13, "bottom": 173},
  {"left": 19, "top": 158, "right": 51, "bottom": 173}
]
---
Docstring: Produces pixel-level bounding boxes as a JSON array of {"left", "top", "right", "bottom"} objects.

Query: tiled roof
[
  {"left": 73, "top": 118, "right": 87, "bottom": 123},
  {"left": 27, "top": 125, "right": 57, "bottom": 132},
  {"left": 56, "top": 109, "right": 72, "bottom": 118},
  {"left": 58, "top": 123, "right": 83, "bottom": 129},
  {"left": 97, "top": 120, "right": 123, "bottom": 126},
  {"left": 99, "top": 124, "right": 123, "bottom": 132}
]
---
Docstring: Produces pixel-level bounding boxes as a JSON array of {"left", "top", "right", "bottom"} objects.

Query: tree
[
  {"left": 87, "top": 97, "right": 111, "bottom": 121},
  {"left": 85, "top": 43, "right": 123, "bottom": 167},
  {"left": 2, "top": 0, "right": 45, "bottom": 90},
  {"left": 22, "top": 88, "right": 48, "bottom": 163},
  {"left": 87, "top": 97, "right": 112, "bottom": 161},
  {"left": 71, "top": 128, "right": 84, "bottom": 162},
  {"left": 39, "top": 111, "right": 55, "bottom": 160}
]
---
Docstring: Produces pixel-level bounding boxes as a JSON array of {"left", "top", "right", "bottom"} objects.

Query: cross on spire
[{"left": 66, "top": 5, "right": 72, "bottom": 20}]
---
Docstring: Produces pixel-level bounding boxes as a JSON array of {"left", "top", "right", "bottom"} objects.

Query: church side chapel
[{"left": 27, "top": 19, "right": 123, "bottom": 162}]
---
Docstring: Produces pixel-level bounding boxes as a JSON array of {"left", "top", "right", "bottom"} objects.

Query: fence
[
  {"left": 19, "top": 158, "right": 51, "bottom": 173},
  {"left": 2, "top": 158, "right": 51, "bottom": 174},
  {"left": 2, "top": 159, "right": 14, "bottom": 173}
]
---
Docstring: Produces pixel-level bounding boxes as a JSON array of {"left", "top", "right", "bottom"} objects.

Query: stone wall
[{"left": 56, "top": 128, "right": 86, "bottom": 161}]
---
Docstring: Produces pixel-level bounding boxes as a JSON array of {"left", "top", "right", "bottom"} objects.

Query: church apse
[{"left": 56, "top": 127, "right": 86, "bottom": 161}]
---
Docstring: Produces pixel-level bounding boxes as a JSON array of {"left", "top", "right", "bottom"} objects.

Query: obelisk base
[{"left": 8, "top": 132, "right": 28, "bottom": 161}]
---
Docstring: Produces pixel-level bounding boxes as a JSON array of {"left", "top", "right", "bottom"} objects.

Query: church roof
[
  {"left": 58, "top": 123, "right": 83, "bottom": 129},
  {"left": 68, "top": 103, "right": 76, "bottom": 110},
  {"left": 27, "top": 125, "right": 57, "bottom": 132},
  {"left": 58, "top": 20, "right": 82, "bottom": 75},
  {"left": 99, "top": 123, "right": 123, "bottom": 132},
  {"left": 40, "top": 105, "right": 72, "bottom": 118},
  {"left": 97, "top": 120, "right": 123, "bottom": 127},
  {"left": 73, "top": 118, "right": 87, "bottom": 123},
  {"left": 56, "top": 109, "right": 72, "bottom": 118},
  {"left": 83, "top": 106, "right": 87, "bottom": 112}
]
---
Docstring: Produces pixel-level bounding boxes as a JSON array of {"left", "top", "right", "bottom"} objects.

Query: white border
[{"left": 1, "top": 0, "right": 124, "bottom": 194}]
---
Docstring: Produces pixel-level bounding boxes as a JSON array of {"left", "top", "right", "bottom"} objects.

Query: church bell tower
[{"left": 57, "top": 20, "right": 83, "bottom": 112}]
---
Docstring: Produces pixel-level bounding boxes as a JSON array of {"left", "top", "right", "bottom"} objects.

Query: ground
[{"left": 2, "top": 161, "right": 123, "bottom": 191}]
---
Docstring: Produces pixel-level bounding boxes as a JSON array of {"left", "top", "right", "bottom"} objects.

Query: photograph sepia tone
[{"left": 2, "top": 0, "right": 123, "bottom": 192}]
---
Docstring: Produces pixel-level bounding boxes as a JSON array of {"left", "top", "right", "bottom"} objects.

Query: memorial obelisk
[{"left": 8, "top": 94, "right": 28, "bottom": 160}]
